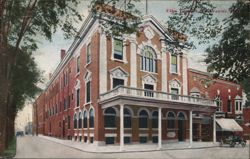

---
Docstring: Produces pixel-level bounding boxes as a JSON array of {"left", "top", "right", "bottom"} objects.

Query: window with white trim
[
  {"left": 112, "top": 78, "right": 124, "bottom": 89},
  {"left": 104, "top": 107, "right": 116, "bottom": 128},
  {"left": 227, "top": 99, "right": 232, "bottom": 112},
  {"left": 86, "top": 43, "right": 91, "bottom": 64},
  {"left": 171, "top": 54, "right": 177, "bottom": 73},
  {"left": 83, "top": 110, "right": 88, "bottom": 128},
  {"left": 167, "top": 112, "right": 175, "bottom": 129},
  {"left": 215, "top": 96, "right": 222, "bottom": 112},
  {"left": 76, "top": 56, "right": 80, "bottom": 73},
  {"left": 140, "top": 46, "right": 157, "bottom": 73},
  {"left": 235, "top": 99, "right": 242, "bottom": 112},
  {"left": 113, "top": 38, "right": 123, "bottom": 60},
  {"left": 74, "top": 113, "right": 77, "bottom": 129},
  {"left": 124, "top": 108, "right": 132, "bottom": 128},
  {"left": 89, "top": 108, "right": 94, "bottom": 128},
  {"left": 152, "top": 111, "right": 158, "bottom": 128},
  {"left": 86, "top": 81, "right": 91, "bottom": 103},
  {"left": 139, "top": 110, "right": 148, "bottom": 128},
  {"left": 76, "top": 88, "right": 80, "bottom": 107}
]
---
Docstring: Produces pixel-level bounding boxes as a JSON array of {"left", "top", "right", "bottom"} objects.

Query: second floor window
[
  {"left": 141, "top": 46, "right": 157, "bottom": 73},
  {"left": 227, "top": 99, "right": 232, "bottom": 112},
  {"left": 86, "top": 81, "right": 91, "bottom": 103},
  {"left": 235, "top": 100, "right": 242, "bottom": 112},
  {"left": 171, "top": 88, "right": 179, "bottom": 100},
  {"left": 76, "top": 88, "right": 80, "bottom": 107},
  {"left": 87, "top": 43, "right": 91, "bottom": 64},
  {"left": 215, "top": 96, "right": 222, "bottom": 111},
  {"left": 113, "top": 38, "right": 123, "bottom": 60},
  {"left": 171, "top": 54, "right": 177, "bottom": 73},
  {"left": 113, "top": 78, "right": 124, "bottom": 89}
]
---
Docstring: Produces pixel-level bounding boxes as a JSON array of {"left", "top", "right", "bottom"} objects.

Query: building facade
[{"left": 33, "top": 7, "right": 248, "bottom": 148}]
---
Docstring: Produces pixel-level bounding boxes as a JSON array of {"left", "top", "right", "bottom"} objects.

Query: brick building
[{"left": 33, "top": 6, "right": 244, "bottom": 149}]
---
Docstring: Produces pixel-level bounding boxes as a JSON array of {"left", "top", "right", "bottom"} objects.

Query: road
[{"left": 15, "top": 136, "right": 249, "bottom": 158}]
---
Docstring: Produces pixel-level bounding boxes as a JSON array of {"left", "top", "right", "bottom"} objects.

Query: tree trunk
[{"left": 0, "top": 47, "right": 9, "bottom": 154}]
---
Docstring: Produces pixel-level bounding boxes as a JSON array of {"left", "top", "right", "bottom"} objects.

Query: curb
[{"left": 40, "top": 136, "right": 220, "bottom": 154}]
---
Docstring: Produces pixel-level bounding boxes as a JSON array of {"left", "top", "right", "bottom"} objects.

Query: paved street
[{"left": 15, "top": 136, "right": 249, "bottom": 159}]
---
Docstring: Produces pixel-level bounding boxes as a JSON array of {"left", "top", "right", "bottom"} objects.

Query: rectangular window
[
  {"left": 87, "top": 43, "right": 91, "bottom": 64},
  {"left": 84, "top": 136, "right": 88, "bottom": 143},
  {"left": 113, "top": 38, "right": 123, "bottom": 60},
  {"left": 171, "top": 55, "right": 177, "bottom": 73},
  {"left": 124, "top": 137, "right": 131, "bottom": 144},
  {"left": 106, "top": 137, "right": 115, "bottom": 144},
  {"left": 90, "top": 137, "right": 94, "bottom": 143},
  {"left": 152, "top": 136, "right": 158, "bottom": 143},
  {"left": 227, "top": 100, "right": 232, "bottom": 112},
  {"left": 77, "top": 89, "right": 80, "bottom": 107},
  {"left": 86, "top": 81, "right": 91, "bottom": 103},
  {"left": 236, "top": 101, "right": 239, "bottom": 111},
  {"left": 171, "top": 88, "right": 179, "bottom": 100},
  {"left": 77, "top": 56, "right": 80, "bottom": 73},
  {"left": 144, "top": 84, "right": 154, "bottom": 97},
  {"left": 113, "top": 78, "right": 124, "bottom": 89},
  {"left": 139, "top": 137, "right": 147, "bottom": 143},
  {"left": 64, "top": 98, "right": 67, "bottom": 110},
  {"left": 68, "top": 116, "right": 70, "bottom": 129}
]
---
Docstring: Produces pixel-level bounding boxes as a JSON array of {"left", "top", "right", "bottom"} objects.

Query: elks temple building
[{"left": 33, "top": 5, "right": 244, "bottom": 149}]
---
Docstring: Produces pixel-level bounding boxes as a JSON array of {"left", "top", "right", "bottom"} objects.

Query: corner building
[{"left": 34, "top": 7, "right": 218, "bottom": 148}]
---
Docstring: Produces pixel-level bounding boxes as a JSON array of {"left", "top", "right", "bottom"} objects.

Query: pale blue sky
[{"left": 34, "top": 0, "right": 235, "bottom": 86}]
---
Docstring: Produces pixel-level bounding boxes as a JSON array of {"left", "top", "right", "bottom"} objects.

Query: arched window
[
  {"left": 178, "top": 112, "right": 186, "bottom": 120},
  {"left": 167, "top": 112, "right": 176, "bottom": 129},
  {"left": 89, "top": 108, "right": 94, "bottom": 128},
  {"left": 104, "top": 107, "right": 116, "bottom": 128},
  {"left": 74, "top": 113, "right": 78, "bottom": 129},
  {"left": 140, "top": 46, "right": 157, "bottom": 73},
  {"left": 124, "top": 108, "right": 132, "bottom": 128},
  {"left": 152, "top": 111, "right": 158, "bottom": 128},
  {"left": 83, "top": 110, "right": 88, "bottom": 128},
  {"left": 139, "top": 110, "right": 149, "bottom": 128},
  {"left": 78, "top": 112, "right": 83, "bottom": 129}
]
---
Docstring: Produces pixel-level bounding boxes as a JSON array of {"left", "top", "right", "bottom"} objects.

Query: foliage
[
  {"left": 2, "top": 0, "right": 83, "bottom": 50},
  {"left": 1, "top": 136, "right": 16, "bottom": 157},
  {"left": 167, "top": 0, "right": 222, "bottom": 45},
  {"left": 205, "top": 1, "right": 250, "bottom": 82},
  {"left": 10, "top": 48, "right": 42, "bottom": 112}
]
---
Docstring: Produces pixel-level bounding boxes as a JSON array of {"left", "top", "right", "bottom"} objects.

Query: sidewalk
[{"left": 39, "top": 135, "right": 219, "bottom": 153}]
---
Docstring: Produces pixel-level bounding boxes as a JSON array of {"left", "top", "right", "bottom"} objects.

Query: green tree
[
  {"left": 0, "top": 0, "right": 82, "bottom": 153},
  {"left": 205, "top": 1, "right": 250, "bottom": 82},
  {"left": 0, "top": 0, "right": 141, "bottom": 153}
]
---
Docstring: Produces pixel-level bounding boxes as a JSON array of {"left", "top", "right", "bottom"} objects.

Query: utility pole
[{"left": 146, "top": 0, "right": 148, "bottom": 15}]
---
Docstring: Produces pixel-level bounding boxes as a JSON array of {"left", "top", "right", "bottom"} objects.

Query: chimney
[{"left": 60, "top": 49, "right": 66, "bottom": 61}]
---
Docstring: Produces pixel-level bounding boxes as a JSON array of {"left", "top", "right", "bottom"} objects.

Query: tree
[
  {"left": 205, "top": 1, "right": 250, "bottom": 82},
  {"left": 0, "top": 0, "right": 82, "bottom": 153},
  {"left": 167, "top": 0, "right": 250, "bottom": 103},
  {"left": 0, "top": 0, "right": 141, "bottom": 153},
  {"left": 167, "top": 0, "right": 222, "bottom": 45}
]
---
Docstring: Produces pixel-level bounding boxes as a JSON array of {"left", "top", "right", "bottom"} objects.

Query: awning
[{"left": 216, "top": 118, "right": 243, "bottom": 132}]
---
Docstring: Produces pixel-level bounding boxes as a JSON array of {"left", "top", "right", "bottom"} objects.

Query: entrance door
[{"left": 178, "top": 120, "right": 184, "bottom": 141}]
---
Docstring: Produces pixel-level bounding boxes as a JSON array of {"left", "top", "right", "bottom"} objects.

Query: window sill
[
  {"left": 85, "top": 61, "right": 91, "bottom": 68},
  {"left": 111, "top": 58, "right": 128, "bottom": 64},
  {"left": 170, "top": 72, "right": 178, "bottom": 75},
  {"left": 140, "top": 70, "right": 158, "bottom": 75},
  {"left": 105, "top": 127, "right": 117, "bottom": 130},
  {"left": 139, "top": 128, "right": 149, "bottom": 130},
  {"left": 84, "top": 102, "right": 92, "bottom": 106}
]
